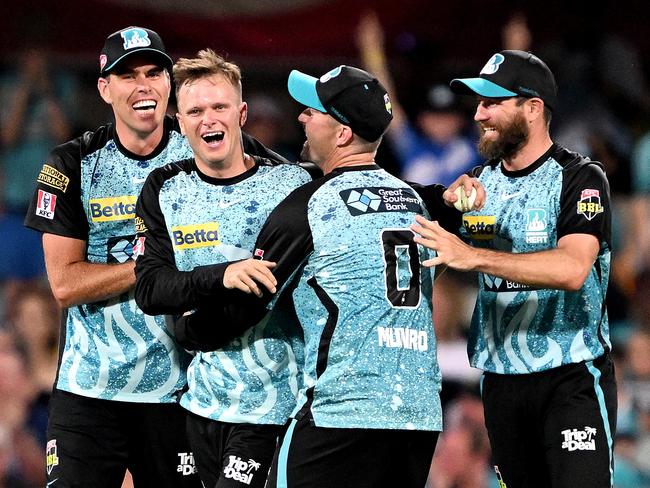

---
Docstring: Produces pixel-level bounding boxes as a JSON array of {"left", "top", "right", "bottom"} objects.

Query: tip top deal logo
[
  {"left": 576, "top": 189, "right": 604, "bottom": 221},
  {"left": 341, "top": 187, "right": 421, "bottom": 216}
]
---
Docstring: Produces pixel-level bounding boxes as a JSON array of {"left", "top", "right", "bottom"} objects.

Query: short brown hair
[{"left": 173, "top": 49, "right": 242, "bottom": 101}]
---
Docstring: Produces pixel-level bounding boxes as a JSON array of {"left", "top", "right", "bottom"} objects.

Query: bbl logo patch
[
  {"left": 46, "top": 439, "right": 59, "bottom": 475},
  {"left": 133, "top": 236, "right": 146, "bottom": 258},
  {"left": 576, "top": 189, "right": 604, "bottom": 221}
]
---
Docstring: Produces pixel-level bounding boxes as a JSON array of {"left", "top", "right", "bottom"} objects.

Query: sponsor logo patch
[
  {"left": 38, "top": 164, "right": 70, "bottom": 193},
  {"left": 576, "top": 189, "right": 604, "bottom": 221},
  {"left": 561, "top": 426, "right": 597, "bottom": 451},
  {"left": 36, "top": 189, "right": 57, "bottom": 219},
  {"left": 525, "top": 208, "right": 548, "bottom": 244},
  {"left": 177, "top": 452, "right": 197, "bottom": 476},
  {"left": 46, "top": 439, "right": 59, "bottom": 475},
  {"left": 253, "top": 248, "right": 265, "bottom": 260},
  {"left": 135, "top": 216, "right": 147, "bottom": 234},
  {"left": 89, "top": 196, "right": 137, "bottom": 222},
  {"left": 172, "top": 222, "right": 220, "bottom": 250},
  {"left": 463, "top": 215, "right": 496, "bottom": 240},
  {"left": 133, "top": 236, "right": 146, "bottom": 258},
  {"left": 223, "top": 455, "right": 261, "bottom": 485},
  {"left": 482, "top": 274, "right": 534, "bottom": 293},
  {"left": 340, "top": 187, "right": 422, "bottom": 216},
  {"left": 107, "top": 235, "right": 137, "bottom": 263}
]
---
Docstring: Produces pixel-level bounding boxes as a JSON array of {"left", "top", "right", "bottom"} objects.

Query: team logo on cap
[
  {"left": 384, "top": 93, "right": 392, "bottom": 114},
  {"left": 120, "top": 27, "right": 152, "bottom": 50},
  {"left": 480, "top": 53, "right": 505, "bottom": 75},
  {"left": 320, "top": 66, "right": 343, "bottom": 83},
  {"left": 99, "top": 54, "right": 108, "bottom": 71}
]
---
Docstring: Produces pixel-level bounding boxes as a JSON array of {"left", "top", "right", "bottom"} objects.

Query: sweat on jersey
[
  {"left": 178, "top": 165, "right": 444, "bottom": 432},
  {"left": 134, "top": 157, "right": 311, "bottom": 424},
  {"left": 24, "top": 116, "right": 193, "bottom": 402},
  {"left": 463, "top": 144, "right": 612, "bottom": 375}
]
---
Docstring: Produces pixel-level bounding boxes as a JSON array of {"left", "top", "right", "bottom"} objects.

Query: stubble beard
[{"left": 477, "top": 111, "right": 529, "bottom": 161}]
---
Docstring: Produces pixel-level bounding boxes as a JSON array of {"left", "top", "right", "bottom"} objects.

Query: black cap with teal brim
[
  {"left": 288, "top": 65, "right": 393, "bottom": 142},
  {"left": 450, "top": 50, "right": 557, "bottom": 110},
  {"left": 99, "top": 26, "right": 172, "bottom": 76}
]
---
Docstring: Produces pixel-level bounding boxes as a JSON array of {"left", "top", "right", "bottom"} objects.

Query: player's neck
[
  {"left": 196, "top": 153, "right": 252, "bottom": 179},
  {"left": 321, "top": 151, "right": 376, "bottom": 175},
  {"left": 502, "top": 131, "right": 553, "bottom": 172},
  {"left": 116, "top": 122, "right": 165, "bottom": 157}
]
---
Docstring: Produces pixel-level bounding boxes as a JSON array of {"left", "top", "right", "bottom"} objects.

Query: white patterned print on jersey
[
  {"left": 159, "top": 163, "right": 311, "bottom": 423},
  {"left": 55, "top": 130, "right": 193, "bottom": 402}
]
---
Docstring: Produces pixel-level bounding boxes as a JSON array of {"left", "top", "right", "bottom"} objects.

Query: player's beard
[
  {"left": 477, "top": 111, "right": 529, "bottom": 161},
  {"left": 299, "top": 140, "right": 311, "bottom": 162}
]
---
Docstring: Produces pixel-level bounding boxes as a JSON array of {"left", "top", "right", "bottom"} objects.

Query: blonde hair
[{"left": 173, "top": 49, "right": 242, "bottom": 100}]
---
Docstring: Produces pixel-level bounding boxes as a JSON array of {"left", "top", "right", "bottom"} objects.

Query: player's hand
[
  {"left": 442, "top": 175, "right": 486, "bottom": 211},
  {"left": 223, "top": 259, "right": 277, "bottom": 297},
  {"left": 411, "top": 215, "right": 476, "bottom": 270}
]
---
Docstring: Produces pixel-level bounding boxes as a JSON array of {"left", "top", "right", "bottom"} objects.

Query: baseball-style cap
[
  {"left": 288, "top": 65, "right": 393, "bottom": 142},
  {"left": 99, "top": 26, "right": 173, "bottom": 76},
  {"left": 450, "top": 50, "right": 557, "bottom": 110}
]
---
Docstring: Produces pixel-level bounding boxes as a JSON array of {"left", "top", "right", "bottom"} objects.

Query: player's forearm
[
  {"left": 47, "top": 260, "right": 136, "bottom": 308},
  {"left": 134, "top": 257, "right": 229, "bottom": 315},
  {"left": 470, "top": 247, "right": 590, "bottom": 291}
]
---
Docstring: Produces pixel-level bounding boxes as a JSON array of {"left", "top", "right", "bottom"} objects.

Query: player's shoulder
[
  {"left": 146, "top": 158, "right": 194, "bottom": 188},
  {"left": 554, "top": 145, "right": 607, "bottom": 181}
]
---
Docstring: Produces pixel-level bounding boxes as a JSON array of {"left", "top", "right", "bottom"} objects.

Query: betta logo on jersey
[
  {"left": 463, "top": 216, "right": 496, "bottom": 240},
  {"left": 576, "top": 189, "right": 604, "bottom": 221},
  {"left": 121, "top": 27, "right": 152, "bottom": 50},
  {"left": 36, "top": 189, "right": 57, "bottom": 219},
  {"left": 341, "top": 187, "right": 421, "bottom": 216},
  {"left": 172, "top": 222, "right": 220, "bottom": 250},
  {"left": 37, "top": 164, "right": 70, "bottom": 193},
  {"left": 89, "top": 196, "right": 137, "bottom": 222}
]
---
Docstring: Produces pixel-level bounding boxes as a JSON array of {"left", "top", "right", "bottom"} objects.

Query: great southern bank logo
[{"left": 346, "top": 189, "right": 381, "bottom": 213}]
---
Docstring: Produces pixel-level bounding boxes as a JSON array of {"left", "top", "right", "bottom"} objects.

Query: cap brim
[
  {"left": 450, "top": 78, "right": 517, "bottom": 98},
  {"left": 102, "top": 48, "right": 173, "bottom": 74},
  {"left": 288, "top": 70, "right": 326, "bottom": 112}
]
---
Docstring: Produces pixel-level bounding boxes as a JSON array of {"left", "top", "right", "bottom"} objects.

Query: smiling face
[
  {"left": 97, "top": 54, "right": 171, "bottom": 145},
  {"left": 176, "top": 74, "right": 247, "bottom": 175},
  {"left": 474, "top": 97, "right": 529, "bottom": 161}
]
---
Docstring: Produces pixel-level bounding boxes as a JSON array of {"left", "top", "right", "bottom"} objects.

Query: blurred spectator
[
  {"left": 0, "top": 48, "right": 77, "bottom": 285},
  {"left": 356, "top": 11, "right": 481, "bottom": 186},
  {"left": 427, "top": 394, "right": 499, "bottom": 488},
  {"left": 245, "top": 93, "right": 298, "bottom": 161},
  {"left": 0, "top": 343, "right": 46, "bottom": 487}
]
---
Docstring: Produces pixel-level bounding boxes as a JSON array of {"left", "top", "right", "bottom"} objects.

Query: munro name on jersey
[{"left": 340, "top": 187, "right": 422, "bottom": 216}]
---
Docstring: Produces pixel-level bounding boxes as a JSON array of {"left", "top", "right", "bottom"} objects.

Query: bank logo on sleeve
[
  {"left": 561, "top": 426, "right": 597, "bottom": 451},
  {"left": 341, "top": 187, "right": 422, "bottom": 216},
  {"left": 576, "top": 189, "right": 604, "bottom": 221},
  {"left": 36, "top": 189, "right": 57, "bottom": 219},
  {"left": 223, "top": 456, "right": 261, "bottom": 485},
  {"left": 172, "top": 222, "right": 220, "bottom": 250},
  {"left": 525, "top": 208, "right": 548, "bottom": 244},
  {"left": 107, "top": 235, "right": 137, "bottom": 263}
]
